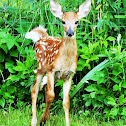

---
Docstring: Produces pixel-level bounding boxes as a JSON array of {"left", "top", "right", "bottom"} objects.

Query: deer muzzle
[{"left": 66, "top": 27, "right": 74, "bottom": 37}]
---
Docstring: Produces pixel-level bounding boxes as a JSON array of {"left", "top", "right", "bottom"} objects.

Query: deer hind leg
[
  {"left": 63, "top": 77, "right": 72, "bottom": 126},
  {"left": 31, "top": 73, "right": 43, "bottom": 126},
  {"left": 40, "top": 71, "right": 55, "bottom": 126}
]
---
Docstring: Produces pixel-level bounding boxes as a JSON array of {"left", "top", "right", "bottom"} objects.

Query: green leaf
[
  {"left": 103, "top": 41, "right": 108, "bottom": 48},
  {"left": 90, "top": 92, "right": 96, "bottom": 98},
  {"left": 13, "top": 60, "right": 26, "bottom": 71},
  {"left": 104, "top": 108, "right": 110, "bottom": 115},
  {"left": 6, "top": 99, "right": 14, "bottom": 103},
  {"left": 110, "top": 108, "right": 118, "bottom": 116},
  {"left": 118, "top": 95, "right": 126, "bottom": 105},
  {"left": 4, "top": 92, "right": 13, "bottom": 99},
  {"left": 7, "top": 39, "right": 15, "bottom": 50},
  {"left": 91, "top": 71, "right": 105, "bottom": 84},
  {"left": 25, "top": 56, "right": 33, "bottom": 68},
  {"left": 121, "top": 107, "right": 126, "bottom": 116},
  {"left": 83, "top": 110, "right": 90, "bottom": 116},
  {"left": 0, "top": 97, "right": 5, "bottom": 108},
  {"left": 90, "top": 74, "right": 99, "bottom": 81},
  {"left": 0, "top": 44, "right": 8, "bottom": 53},
  {"left": 8, "top": 73, "right": 21, "bottom": 81},
  {"left": 85, "top": 84, "right": 98, "bottom": 92},
  {"left": 112, "top": 69, "right": 120, "bottom": 76},
  {"left": 97, "top": 78, "right": 104, "bottom": 84},
  {"left": 90, "top": 55, "right": 99, "bottom": 61},
  {"left": 122, "top": 81, "right": 126, "bottom": 88},
  {"left": 107, "top": 97, "right": 116, "bottom": 106},
  {"left": 85, "top": 99, "right": 91, "bottom": 107},
  {"left": 13, "top": 66, "right": 26, "bottom": 71},
  {"left": 80, "top": 55, "right": 89, "bottom": 59},
  {"left": 107, "top": 36, "right": 116, "bottom": 41},
  {"left": 5, "top": 62, "right": 15, "bottom": 73},
  {"left": 113, "top": 84, "right": 119, "bottom": 91}
]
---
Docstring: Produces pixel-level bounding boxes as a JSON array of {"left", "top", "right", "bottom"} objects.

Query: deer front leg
[
  {"left": 40, "top": 71, "right": 55, "bottom": 126},
  {"left": 63, "top": 77, "right": 72, "bottom": 126},
  {"left": 31, "top": 74, "right": 43, "bottom": 126}
]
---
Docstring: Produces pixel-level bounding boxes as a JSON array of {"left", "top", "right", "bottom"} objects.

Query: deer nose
[{"left": 66, "top": 27, "right": 74, "bottom": 37}]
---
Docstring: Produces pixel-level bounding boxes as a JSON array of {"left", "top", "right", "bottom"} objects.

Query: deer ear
[
  {"left": 77, "top": 0, "right": 91, "bottom": 20},
  {"left": 50, "top": 0, "right": 63, "bottom": 19}
]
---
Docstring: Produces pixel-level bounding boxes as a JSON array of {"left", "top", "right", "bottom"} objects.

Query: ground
[{"left": 0, "top": 108, "right": 125, "bottom": 126}]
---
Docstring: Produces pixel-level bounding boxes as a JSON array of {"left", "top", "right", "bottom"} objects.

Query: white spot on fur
[
  {"left": 55, "top": 50, "right": 59, "bottom": 54},
  {"left": 40, "top": 41, "right": 48, "bottom": 45},
  {"left": 39, "top": 51, "right": 42, "bottom": 54},
  {"left": 42, "top": 59, "right": 46, "bottom": 65},
  {"left": 41, "top": 45, "right": 46, "bottom": 50},
  {"left": 54, "top": 44, "right": 57, "bottom": 47},
  {"left": 37, "top": 58, "right": 40, "bottom": 62},
  {"left": 50, "top": 58, "right": 52, "bottom": 62},
  {"left": 38, "top": 62, "right": 41, "bottom": 69},
  {"left": 37, "top": 49, "right": 39, "bottom": 53},
  {"left": 47, "top": 54, "right": 50, "bottom": 58}
]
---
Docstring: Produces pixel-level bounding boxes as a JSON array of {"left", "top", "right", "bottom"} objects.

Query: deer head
[{"left": 50, "top": 0, "right": 91, "bottom": 38}]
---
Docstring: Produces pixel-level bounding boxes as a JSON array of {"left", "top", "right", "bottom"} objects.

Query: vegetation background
[{"left": 0, "top": 0, "right": 126, "bottom": 125}]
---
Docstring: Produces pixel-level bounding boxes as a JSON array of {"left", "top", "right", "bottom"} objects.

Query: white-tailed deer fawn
[{"left": 25, "top": 0, "right": 91, "bottom": 126}]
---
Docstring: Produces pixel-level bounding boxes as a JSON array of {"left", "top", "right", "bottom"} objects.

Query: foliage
[{"left": 0, "top": 0, "right": 126, "bottom": 120}]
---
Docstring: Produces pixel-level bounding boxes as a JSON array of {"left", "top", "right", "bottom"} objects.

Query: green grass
[{"left": 0, "top": 108, "right": 125, "bottom": 126}]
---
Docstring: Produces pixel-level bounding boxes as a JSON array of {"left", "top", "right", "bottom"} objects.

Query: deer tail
[{"left": 25, "top": 25, "right": 48, "bottom": 43}]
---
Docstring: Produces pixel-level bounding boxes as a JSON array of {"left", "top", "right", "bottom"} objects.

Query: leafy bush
[{"left": 0, "top": 0, "right": 126, "bottom": 120}]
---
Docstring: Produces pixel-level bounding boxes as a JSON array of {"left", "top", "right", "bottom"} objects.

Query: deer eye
[
  {"left": 75, "top": 21, "right": 78, "bottom": 25},
  {"left": 62, "top": 20, "right": 65, "bottom": 24}
]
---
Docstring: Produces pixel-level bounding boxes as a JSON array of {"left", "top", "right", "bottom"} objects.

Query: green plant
[{"left": 0, "top": 0, "right": 126, "bottom": 120}]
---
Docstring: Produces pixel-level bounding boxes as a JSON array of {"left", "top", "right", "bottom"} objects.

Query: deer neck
[
  {"left": 61, "top": 32, "right": 77, "bottom": 58},
  {"left": 62, "top": 32, "right": 77, "bottom": 47}
]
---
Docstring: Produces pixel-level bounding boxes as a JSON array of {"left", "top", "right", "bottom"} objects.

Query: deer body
[
  {"left": 35, "top": 35, "right": 77, "bottom": 76},
  {"left": 25, "top": 0, "right": 91, "bottom": 126}
]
